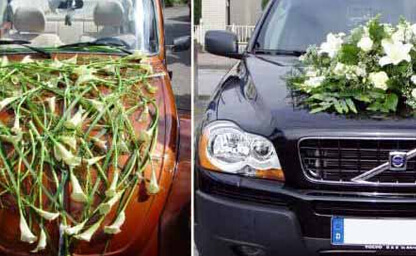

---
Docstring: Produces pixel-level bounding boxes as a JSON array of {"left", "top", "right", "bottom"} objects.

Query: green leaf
[
  {"left": 341, "top": 100, "right": 349, "bottom": 113},
  {"left": 338, "top": 44, "right": 360, "bottom": 65},
  {"left": 385, "top": 93, "right": 399, "bottom": 111},
  {"left": 334, "top": 100, "right": 344, "bottom": 114},
  {"left": 368, "top": 15, "right": 385, "bottom": 42},
  {"left": 354, "top": 94, "right": 371, "bottom": 103},
  {"left": 345, "top": 98, "right": 358, "bottom": 113}
]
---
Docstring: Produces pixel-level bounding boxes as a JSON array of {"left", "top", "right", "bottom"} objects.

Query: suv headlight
[{"left": 198, "top": 121, "right": 284, "bottom": 181}]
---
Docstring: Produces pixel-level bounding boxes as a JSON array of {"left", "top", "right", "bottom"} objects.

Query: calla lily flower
[
  {"left": 70, "top": 171, "right": 88, "bottom": 203},
  {"left": 21, "top": 56, "right": 33, "bottom": 64},
  {"left": 104, "top": 211, "right": 126, "bottom": 234},
  {"left": 92, "top": 137, "right": 108, "bottom": 151},
  {"left": 50, "top": 58, "right": 63, "bottom": 69},
  {"left": 147, "top": 169, "right": 160, "bottom": 195},
  {"left": 139, "top": 105, "right": 149, "bottom": 122},
  {"left": 65, "top": 219, "right": 87, "bottom": 235},
  {"left": 59, "top": 136, "right": 77, "bottom": 151},
  {"left": 54, "top": 142, "right": 81, "bottom": 167},
  {"left": 64, "top": 55, "right": 78, "bottom": 65},
  {"left": 1, "top": 56, "right": 9, "bottom": 67},
  {"left": 105, "top": 169, "right": 120, "bottom": 197},
  {"left": 0, "top": 96, "right": 19, "bottom": 111},
  {"left": 64, "top": 107, "right": 86, "bottom": 129},
  {"left": 31, "top": 228, "right": 47, "bottom": 253},
  {"left": 99, "top": 191, "right": 123, "bottom": 215},
  {"left": 73, "top": 66, "right": 98, "bottom": 85},
  {"left": 34, "top": 208, "right": 60, "bottom": 221},
  {"left": 84, "top": 155, "right": 105, "bottom": 166},
  {"left": 19, "top": 212, "right": 37, "bottom": 244},
  {"left": 12, "top": 115, "right": 21, "bottom": 135},
  {"left": 87, "top": 99, "right": 105, "bottom": 113},
  {"left": 0, "top": 134, "right": 22, "bottom": 143},
  {"left": 47, "top": 97, "right": 56, "bottom": 114},
  {"left": 74, "top": 219, "right": 103, "bottom": 242}
]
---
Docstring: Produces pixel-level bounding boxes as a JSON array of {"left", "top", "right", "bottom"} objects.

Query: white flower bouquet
[{"left": 290, "top": 16, "right": 416, "bottom": 114}]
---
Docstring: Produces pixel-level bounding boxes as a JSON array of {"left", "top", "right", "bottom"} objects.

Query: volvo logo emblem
[{"left": 389, "top": 152, "right": 407, "bottom": 171}]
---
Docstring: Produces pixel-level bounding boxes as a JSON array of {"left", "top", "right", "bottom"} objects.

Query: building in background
[
  {"left": 195, "top": 0, "right": 261, "bottom": 49},
  {"left": 201, "top": 0, "right": 261, "bottom": 27}
]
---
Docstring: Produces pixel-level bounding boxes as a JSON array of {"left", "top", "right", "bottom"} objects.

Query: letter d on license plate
[{"left": 332, "top": 217, "right": 416, "bottom": 246}]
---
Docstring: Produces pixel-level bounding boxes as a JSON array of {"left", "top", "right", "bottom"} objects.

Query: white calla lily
[
  {"left": 46, "top": 97, "right": 56, "bottom": 114},
  {"left": 379, "top": 39, "right": 412, "bottom": 66},
  {"left": 99, "top": 191, "right": 123, "bottom": 215},
  {"left": 70, "top": 171, "right": 88, "bottom": 203},
  {"left": 19, "top": 212, "right": 37, "bottom": 244},
  {"left": 87, "top": 99, "right": 105, "bottom": 113},
  {"left": 54, "top": 142, "right": 81, "bottom": 167},
  {"left": 31, "top": 228, "right": 47, "bottom": 253},
  {"left": 74, "top": 219, "right": 103, "bottom": 242},
  {"left": 34, "top": 208, "right": 60, "bottom": 221},
  {"left": 65, "top": 219, "right": 88, "bottom": 235},
  {"left": 12, "top": 115, "right": 21, "bottom": 135},
  {"left": 105, "top": 169, "right": 120, "bottom": 197},
  {"left": 0, "top": 96, "right": 19, "bottom": 111},
  {"left": 1, "top": 56, "right": 9, "bottom": 67},
  {"left": 85, "top": 155, "right": 105, "bottom": 166},
  {"left": 59, "top": 136, "right": 77, "bottom": 151},
  {"left": 147, "top": 169, "right": 160, "bottom": 195},
  {"left": 104, "top": 211, "right": 126, "bottom": 234},
  {"left": 64, "top": 107, "right": 86, "bottom": 129},
  {"left": 21, "top": 56, "right": 34, "bottom": 64}
]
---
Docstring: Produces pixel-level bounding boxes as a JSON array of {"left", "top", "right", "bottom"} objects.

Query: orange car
[{"left": 0, "top": 0, "right": 190, "bottom": 255}]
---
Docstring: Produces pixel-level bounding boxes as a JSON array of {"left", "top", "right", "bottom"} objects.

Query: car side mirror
[
  {"left": 205, "top": 30, "right": 242, "bottom": 59},
  {"left": 172, "top": 35, "right": 191, "bottom": 52}
]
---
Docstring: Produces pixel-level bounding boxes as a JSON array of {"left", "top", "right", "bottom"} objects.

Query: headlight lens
[{"left": 198, "top": 121, "right": 284, "bottom": 181}]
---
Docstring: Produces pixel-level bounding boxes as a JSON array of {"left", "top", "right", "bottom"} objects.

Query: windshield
[
  {"left": 254, "top": 0, "right": 416, "bottom": 52},
  {"left": 0, "top": 0, "right": 159, "bottom": 54}
]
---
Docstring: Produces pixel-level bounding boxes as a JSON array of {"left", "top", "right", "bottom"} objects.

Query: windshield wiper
[
  {"left": 253, "top": 49, "right": 305, "bottom": 57},
  {"left": 58, "top": 39, "right": 133, "bottom": 55},
  {"left": 0, "top": 40, "right": 52, "bottom": 58}
]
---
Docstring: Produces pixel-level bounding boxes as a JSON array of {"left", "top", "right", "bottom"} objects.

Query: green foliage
[
  {"left": 289, "top": 16, "right": 416, "bottom": 115},
  {"left": 194, "top": 0, "right": 201, "bottom": 25}
]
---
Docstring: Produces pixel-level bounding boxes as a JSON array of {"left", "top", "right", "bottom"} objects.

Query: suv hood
[{"left": 216, "top": 54, "right": 416, "bottom": 140}]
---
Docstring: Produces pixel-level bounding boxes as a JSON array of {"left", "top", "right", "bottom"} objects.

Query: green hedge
[
  {"left": 194, "top": 0, "right": 201, "bottom": 25},
  {"left": 164, "top": 0, "right": 188, "bottom": 7}
]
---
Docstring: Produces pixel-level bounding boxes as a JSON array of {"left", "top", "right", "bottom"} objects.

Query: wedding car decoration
[
  {"left": 289, "top": 16, "right": 416, "bottom": 114},
  {"left": 0, "top": 53, "right": 161, "bottom": 254}
]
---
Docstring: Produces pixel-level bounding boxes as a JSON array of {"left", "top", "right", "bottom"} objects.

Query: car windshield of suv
[
  {"left": 0, "top": 0, "right": 158, "bottom": 54},
  {"left": 254, "top": 0, "right": 416, "bottom": 53}
]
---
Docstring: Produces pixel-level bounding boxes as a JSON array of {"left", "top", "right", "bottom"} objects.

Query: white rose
[
  {"left": 357, "top": 36, "right": 373, "bottom": 52},
  {"left": 369, "top": 71, "right": 389, "bottom": 90},
  {"left": 333, "top": 62, "right": 346, "bottom": 76},
  {"left": 379, "top": 39, "right": 412, "bottom": 66},
  {"left": 304, "top": 76, "right": 325, "bottom": 88},
  {"left": 319, "top": 33, "right": 344, "bottom": 58},
  {"left": 354, "top": 66, "right": 367, "bottom": 77},
  {"left": 411, "top": 89, "right": 416, "bottom": 99},
  {"left": 411, "top": 75, "right": 416, "bottom": 85}
]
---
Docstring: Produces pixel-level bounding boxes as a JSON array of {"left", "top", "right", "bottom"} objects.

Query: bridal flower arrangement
[
  {"left": 289, "top": 16, "right": 416, "bottom": 114},
  {"left": 0, "top": 53, "right": 161, "bottom": 254}
]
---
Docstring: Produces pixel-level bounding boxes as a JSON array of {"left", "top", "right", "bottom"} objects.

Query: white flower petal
[
  {"left": 31, "top": 228, "right": 47, "bottom": 253},
  {"left": 104, "top": 211, "right": 126, "bottom": 234},
  {"left": 65, "top": 219, "right": 88, "bottom": 235},
  {"left": 64, "top": 107, "right": 86, "bottom": 129},
  {"left": 147, "top": 170, "right": 160, "bottom": 195},
  {"left": 70, "top": 171, "right": 88, "bottom": 203},
  {"left": 74, "top": 219, "right": 103, "bottom": 242},
  {"left": 0, "top": 97, "right": 19, "bottom": 111},
  {"left": 84, "top": 155, "right": 105, "bottom": 166},
  {"left": 105, "top": 169, "right": 120, "bottom": 198},
  {"left": 34, "top": 208, "right": 60, "bottom": 221},
  {"left": 20, "top": 213, "right": 37, "bottom": 244},
  {"left": 99, "top": 191, "right": 123, "bottom": 215}
]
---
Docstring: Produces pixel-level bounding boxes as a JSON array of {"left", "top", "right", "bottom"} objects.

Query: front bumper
[{"left": 195, "top": 169, "right": 416, "bottom": 256}]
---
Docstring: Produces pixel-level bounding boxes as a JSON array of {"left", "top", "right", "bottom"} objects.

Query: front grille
[{"left": 299, "top": 138, "right": 416, "bottom": 185}]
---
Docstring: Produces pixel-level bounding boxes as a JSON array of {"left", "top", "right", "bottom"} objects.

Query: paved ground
[{"left": 164, "top": 5, "right": 192, "bottom": 111}]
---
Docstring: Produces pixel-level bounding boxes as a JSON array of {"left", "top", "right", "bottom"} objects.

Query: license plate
[{"left": 332, "top": 217, "right": 416, "bottom": 246}]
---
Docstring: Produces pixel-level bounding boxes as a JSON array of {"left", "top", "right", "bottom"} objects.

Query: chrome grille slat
[{"left": 298, "top": 138, "right": 416, "bottom": 186}]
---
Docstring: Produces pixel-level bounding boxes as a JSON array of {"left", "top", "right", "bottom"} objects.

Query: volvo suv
[{"left": 195, "top": 0, "right": 416, "bottom": 255}]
